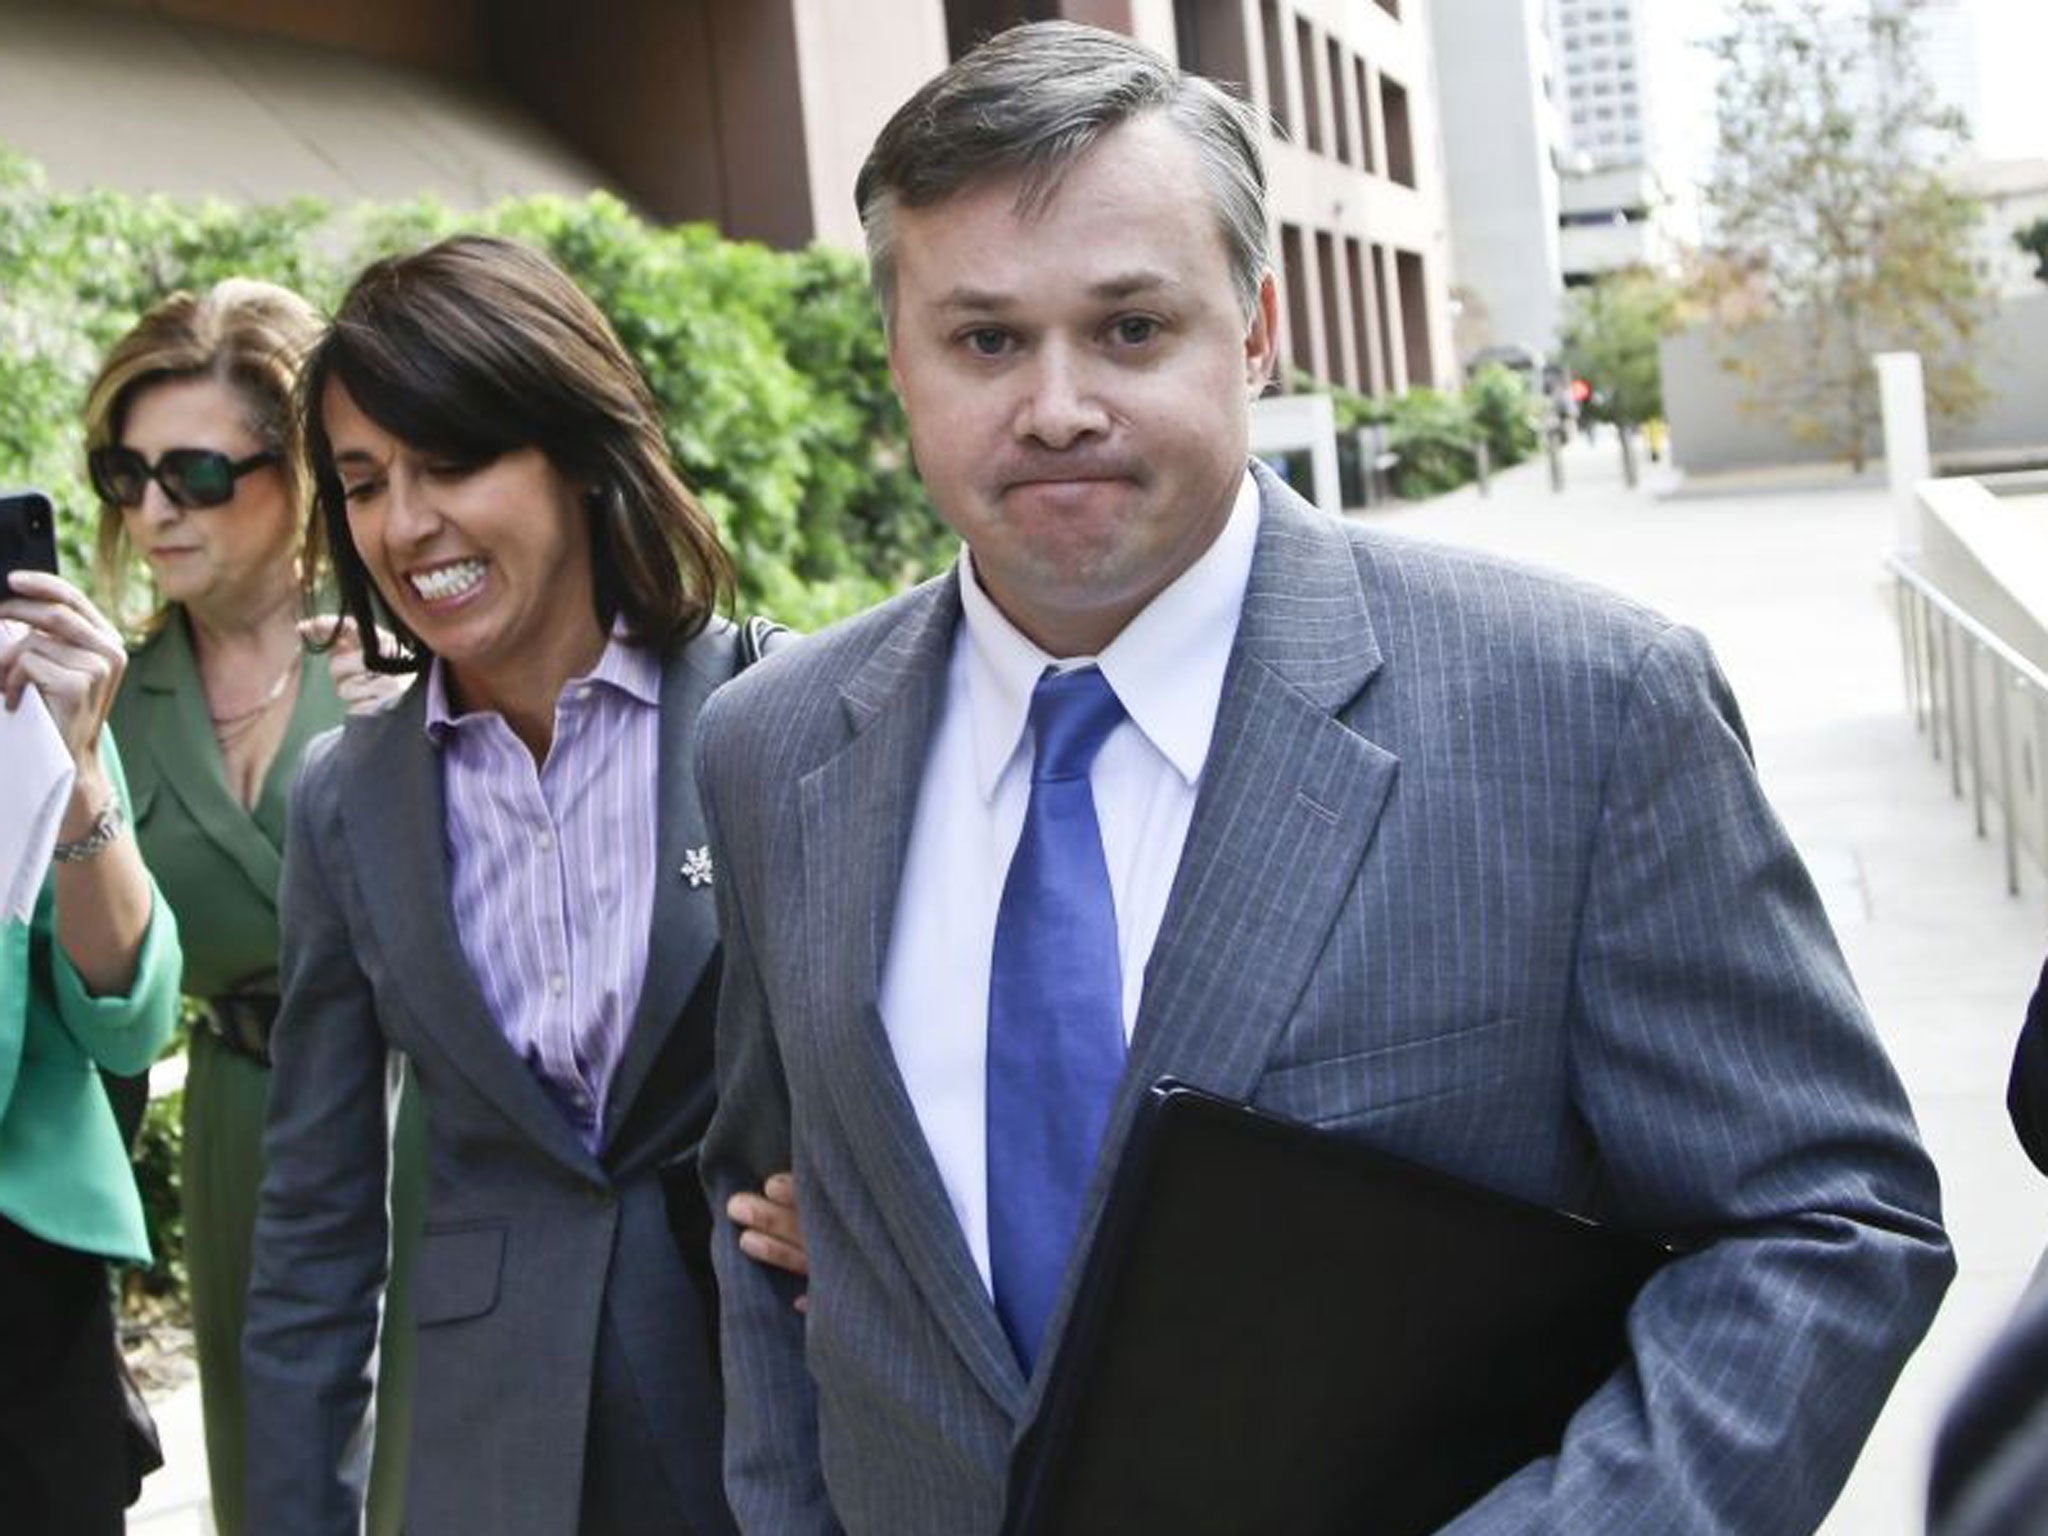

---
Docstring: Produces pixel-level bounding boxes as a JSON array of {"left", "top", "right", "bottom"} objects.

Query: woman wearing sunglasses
[
  {"left": 242, "top": 235, "right": 803, "bottom": 1536},
  {"left": 86, "top": 278, "right": 423, "bottom": 1536}
]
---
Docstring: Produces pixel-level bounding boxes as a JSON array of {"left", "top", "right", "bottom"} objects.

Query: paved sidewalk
[
  {"left": 131, "top": 435, "right": 2045, "bottom": 1532},
  {"left": 1386, "top": 435, "right": 2048, "bottom": 1534}
]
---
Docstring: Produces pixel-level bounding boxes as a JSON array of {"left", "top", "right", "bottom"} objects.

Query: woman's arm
[{"left": 2, "top": 571, "right": 152, "bottom": 995}]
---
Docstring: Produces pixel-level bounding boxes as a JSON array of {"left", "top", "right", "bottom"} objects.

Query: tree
[
  {"left": 2016, "top": 216, "right": 2048, "bottom": 286},
  {"left": 1700, "top": 0, "right": 1987, "bottom": 470},
  {"left": 1558, "top": 269, "right": 1685, "bottom": 428}
]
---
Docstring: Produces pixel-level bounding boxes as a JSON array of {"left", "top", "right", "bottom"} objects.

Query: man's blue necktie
[{"left": 987, "top": 666, "right": 1129, "bottom": 1373}]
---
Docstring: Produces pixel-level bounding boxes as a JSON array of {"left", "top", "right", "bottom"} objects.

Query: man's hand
[{"left": 730, "top": 1172, "right": 809, "bottom": 1312}]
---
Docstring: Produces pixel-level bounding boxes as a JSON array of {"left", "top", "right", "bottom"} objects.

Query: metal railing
[{"left": 1889, "top": 553, "right": 2048, "bottom": 906}]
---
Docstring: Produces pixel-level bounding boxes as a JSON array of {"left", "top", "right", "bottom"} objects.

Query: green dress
[{"left": 111, "top": 611, "right": 423, "bottom": 1536}]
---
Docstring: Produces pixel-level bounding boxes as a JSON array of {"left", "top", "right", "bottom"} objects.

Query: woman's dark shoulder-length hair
[{"left": 300, "top": 233, "right": 734, "bottom": 672}]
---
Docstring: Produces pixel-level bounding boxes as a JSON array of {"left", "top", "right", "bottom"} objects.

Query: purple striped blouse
[{"left": 425, "top": 637, "right": 662, "bottom": 1148}]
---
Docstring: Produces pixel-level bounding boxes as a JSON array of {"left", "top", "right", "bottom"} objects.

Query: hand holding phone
[{"left": 0, "top": 564, "right": 128, "bottom": 779}]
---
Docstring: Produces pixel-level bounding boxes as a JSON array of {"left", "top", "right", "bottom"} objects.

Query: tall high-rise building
[
  {"left": 1546, "top": 0, "right": 1703, "bottom": 283},
  {"left": 1428, "top": 0, "right": 1565, "bottom": 363}
]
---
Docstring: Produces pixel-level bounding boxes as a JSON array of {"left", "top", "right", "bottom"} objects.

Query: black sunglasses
[{"left": 88, "top": 445, "right": 278, "bottom": 510}]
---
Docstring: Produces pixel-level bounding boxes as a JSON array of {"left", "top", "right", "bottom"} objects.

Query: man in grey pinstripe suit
[{"left": 696, "top": 22, "right": 1951, "bottom": 1535}]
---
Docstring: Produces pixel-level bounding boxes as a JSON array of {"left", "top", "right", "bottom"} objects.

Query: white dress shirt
[{"left": 878, "top": 471, "right": 1260, "bottom": 1288}]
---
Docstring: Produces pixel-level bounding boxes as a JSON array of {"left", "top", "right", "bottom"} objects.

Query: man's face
[{"left": 886, "top": 113, "right": 1278, "bottom": 657}]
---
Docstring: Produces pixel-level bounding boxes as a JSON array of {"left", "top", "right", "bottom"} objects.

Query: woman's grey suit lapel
[
  {"left": 602, "top": 633, "right": 728, "bottom": 1154},
  {"left": 338, "top": 686, "right": 601, "bottom": 1180}
]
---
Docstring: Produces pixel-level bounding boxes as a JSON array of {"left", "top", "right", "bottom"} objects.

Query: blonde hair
[{"left": 83, "top": 278, "right": 320, "bottom": 629}]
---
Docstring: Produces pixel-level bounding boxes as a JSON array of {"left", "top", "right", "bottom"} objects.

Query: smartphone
[{"left": 0, "top": 490, "right": 59, "bottom": 589}]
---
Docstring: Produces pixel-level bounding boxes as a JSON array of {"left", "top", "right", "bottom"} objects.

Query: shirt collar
[
  {"left": 423, "top": 623, "right": 661, "bottom": 740},
  {"left": 957, "top": 468, "right": 1259, "bottom": 801}
]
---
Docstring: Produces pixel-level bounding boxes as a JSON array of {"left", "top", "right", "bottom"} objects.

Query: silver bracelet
[{"left": 52, "top": 797, "right": 126, "bottom": 863}]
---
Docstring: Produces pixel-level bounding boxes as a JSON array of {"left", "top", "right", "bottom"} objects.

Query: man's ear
[
  {"left": 885, "top": 319, "right": 909, "bottom": 400},
  {"left": 1244, "top": 270, "right": 1280, "bottom": 395}
]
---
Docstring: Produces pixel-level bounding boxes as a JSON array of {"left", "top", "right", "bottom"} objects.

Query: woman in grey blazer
[{"left": 243, "top": 235, "right": 800, "bottom": 1536}]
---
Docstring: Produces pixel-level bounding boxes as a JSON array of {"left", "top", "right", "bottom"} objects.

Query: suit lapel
[
  {"left": 1021, "top": 469, "right": 1401, "bottom": 1418},
  {"left": 1128, "top": 470, "right": 1396, "bottom": 1097},
  {"left": 602, "top": 633, "right": 725, "bottom": 1149},
  {"left": 128, "top": 614, "right": 286, "bottom": 905},
  {"left": 341, "top": 688, "right": 599, "bottom": 1179},
  {"left": 801, "top": 576, "right": 1031, "bottom": 1413}
]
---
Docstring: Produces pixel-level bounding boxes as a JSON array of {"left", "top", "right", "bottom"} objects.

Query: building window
[
  {"left": 1297, "top": 16, "right": 1324, "bottom": 154},
  {"left": 1174, "top": 0, "right": 1252, "bottom": 93},
  {"left": 944, "top": 0, "right": 1059, "bottom": 58},
  {"left": 1261, "top": 0, "right": 1291, "bottom": 138},
  {"left": 1380, "top": 74, "right": 1416, "bottom": 188},
  {"left": 1371, "top": 243, "right": 1397, "bottom": 390},
  {"left": 1281, "top": 223, "right": 1313, "bottom": 378},
  {"left": 1345, "top": 236, "right": 1378, "bottom": 396},
  {"left": 1327, "top": 35, "right": 1352, "bottom": 165},
  {"left": 1354, "top": 55, "right": 1377, "bottom": 173},
  {"left": 1396, "top": 248, "right": 1431, "bottom": 388},
  {"left": 1316, "top": 228, "right": 1344, "bottom": 386}
]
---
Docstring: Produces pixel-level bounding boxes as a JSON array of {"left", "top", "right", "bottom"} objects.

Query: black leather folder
[{"left": 1000, "top": 1079, "right": 1674, "bottom": 1536}]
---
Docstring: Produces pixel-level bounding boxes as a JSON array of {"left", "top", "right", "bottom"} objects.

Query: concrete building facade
[
  {"left": 0, "top": 0, "right": 1453, "bottom": 392},
  {"left": 1164, "top": 0, "right": 1455, "bottom": 394},
  {"left": 1426, "top": 0, "right": 1562, "bottom": 366}
]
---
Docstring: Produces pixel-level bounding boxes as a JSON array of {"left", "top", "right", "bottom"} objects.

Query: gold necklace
[{"left": 209, "top": 653, "right": 299, "bottom": 735}]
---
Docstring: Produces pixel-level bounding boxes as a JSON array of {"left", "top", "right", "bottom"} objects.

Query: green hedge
[
  {"left": 0, "top": 151, "right": 951, "bottom": 630},
  {"left": 125, "top": 1084, "right": 185, "bottom": 1310},
  {"left": 1312, "top": 363, "right": 1542, "bottom": 502}
]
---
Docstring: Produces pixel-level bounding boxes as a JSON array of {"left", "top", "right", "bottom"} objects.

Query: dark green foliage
[
  {"left": 1320, "top": 365, "right": 1538, "bottom": 501},
  {"left": 1558, "top": 271, "right": 1684, "bottom": 427},
  {"left": 0, "top": 153, "right": 945, "bottom": 629},
  {"left": 1461, "top": 364, "right": 1542, "bottom": 467},
  {"left": 124, "top": 1085, "right": 185, "bottom": 1309},
  {"left": 2016, "top": 217, "right": 2048, "bottom": 286}
]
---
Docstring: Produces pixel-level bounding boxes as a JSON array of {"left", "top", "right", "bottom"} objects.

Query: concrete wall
[
  {"left": 88, "top": 0, "right": 480, "bottom": 71},
  {"left": 1663, "top": 290, "right": 2048, "bottom": 474},
  {"left": 0, "top": 0, "right": 604, "bottom": 208},
  {"left": 1907, "top": 476, "right": 2048, "bottom": 872}
]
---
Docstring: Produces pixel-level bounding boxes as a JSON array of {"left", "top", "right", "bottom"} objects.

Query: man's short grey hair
[{"left": 855, "top": 21, "right": 1270, "bottom": 325}]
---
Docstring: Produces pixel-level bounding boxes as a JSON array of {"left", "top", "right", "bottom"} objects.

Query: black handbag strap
[{"left": 735, "top": 613, "right": 792, "bottom": 672}]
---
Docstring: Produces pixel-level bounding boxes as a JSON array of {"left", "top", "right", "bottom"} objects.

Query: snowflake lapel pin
[{"left": 680, "top": 846, "right": 715, "bottom": 889}]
